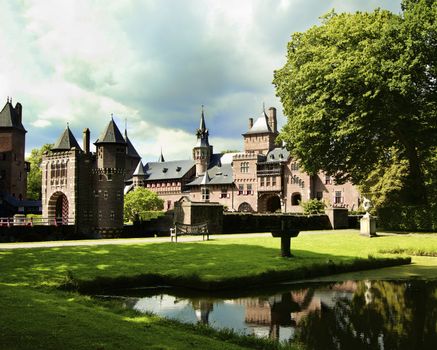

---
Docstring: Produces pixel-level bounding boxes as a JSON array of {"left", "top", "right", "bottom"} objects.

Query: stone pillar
[{"left": 360, "top": 214, "right": 377, "bottom": 237}]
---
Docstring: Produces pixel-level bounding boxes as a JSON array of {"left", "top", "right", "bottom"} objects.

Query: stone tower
[
  {"left": 193, "top": 107, "right": 212, "bottom": 176},
  {"left": 93, "top": 118, "right": 127, "bottom": 236},
  {"left": 0, "top": 99, "right": 28, "bottom": 199}
]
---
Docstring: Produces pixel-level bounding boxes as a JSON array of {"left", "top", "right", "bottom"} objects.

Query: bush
[
  {"left": 377, "top": 204, "right": 437, "bottom": 232},
  {"left": 300, "top": 199, "right": 326, "bottom": 214}
]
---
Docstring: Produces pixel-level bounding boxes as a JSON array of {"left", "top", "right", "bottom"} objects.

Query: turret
[
  {"left": 193, "top": 106, "right": 212, "bottom": 176},
  {"left": 93, "top": 118, "right": 127, "bottom": 236}
]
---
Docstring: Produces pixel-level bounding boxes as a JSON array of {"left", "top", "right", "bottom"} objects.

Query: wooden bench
[{"left": 170, "top": 222, "right": 209, "bottom": 242}]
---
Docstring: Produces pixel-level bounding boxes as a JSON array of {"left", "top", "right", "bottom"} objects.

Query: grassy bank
[{"left": 1, "top": 231, "right": 436, "bottom": 349}]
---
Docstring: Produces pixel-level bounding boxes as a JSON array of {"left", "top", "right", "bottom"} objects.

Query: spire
[
  {"left": 52, "top": 125, "right": 81, "bottom": 151},
  {"left": 158, "top": 148, "right": 165, "bottom": 162},
  {"left": 199, "top": 105, "right": 206, "bottom": 131},
  {"left": 195, "top": 105, "right": 209, "bottom": 147}
]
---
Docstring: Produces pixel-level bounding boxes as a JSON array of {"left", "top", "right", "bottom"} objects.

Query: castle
[
  {"left": 32, "top": 102, "right": 360, "bottom": 235},
  {"left": 130, "top": 107, "right": 360, "bottom": 213},
  {"left": 41, "top": 119, "right": 140, "bottom": 235}
]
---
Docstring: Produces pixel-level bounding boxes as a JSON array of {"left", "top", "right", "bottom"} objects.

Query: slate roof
[
  {"left": 133, "top": 161, "right": 146, "bottom": 176},
  {"left": 124, "top": 131, "right": 141, "bottom": 158},
  {"left": 243, "top": 111, "right": 272, "bottom": 135},
  {"left": 52, "top": 126, "right": 81, "bottom": 151},
  {"left": 138, "top": 160, "right": 195, "bottom": 181},
  {"left": 186, "top": 153, "right": 234, "bottom": 186},
  {"left": 95, "top": 119, "right": 126, "bottom": 145},
  {"left": 265, "top": 147, "right": 290, "bottom": 163},
  {"left": 0, "top": 101, "right": 26, "bottom": 132}
]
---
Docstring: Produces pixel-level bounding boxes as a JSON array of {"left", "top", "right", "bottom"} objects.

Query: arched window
[{"left": 291, "top": 193, "right": 301, "bottom": 206}]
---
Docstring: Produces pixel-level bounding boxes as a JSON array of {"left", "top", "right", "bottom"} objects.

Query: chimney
[
  {"left": 268, "top": 107, "right": 277, "bottom": 133},
  {"left": 83, "top": 128, "right": 90, "bottom": 154},
  {"left": 248, "top": 118, "right": 253, "bottom": 129},
  {"left": 15, "top": 103, "right": 22, "bottom": 124}
]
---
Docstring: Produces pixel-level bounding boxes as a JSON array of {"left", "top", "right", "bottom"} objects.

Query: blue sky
[{"left": 0, "top": 0, "right": 401, "bottom": 161}]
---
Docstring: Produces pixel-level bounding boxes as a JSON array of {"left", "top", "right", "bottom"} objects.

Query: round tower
[
  {"left": 93, "top": 118, "right": 126, "bottom": 237},
  {"left": 193, "top": 106, "right": 211, "bottom": 176}
]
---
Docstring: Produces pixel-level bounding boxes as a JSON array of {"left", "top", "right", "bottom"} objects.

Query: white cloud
[{"left": 0, "top": 0, "right": 401, "bottom": 158}]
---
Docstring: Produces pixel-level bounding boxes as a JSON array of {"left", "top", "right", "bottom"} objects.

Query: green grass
[{"left": 1, "top": 230, "right": 436, "bottom": 349}]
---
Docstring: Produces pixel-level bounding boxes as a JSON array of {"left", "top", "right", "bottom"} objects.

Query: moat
[{"left": 102, "top": 279, "right": 437, "bottom": 349}]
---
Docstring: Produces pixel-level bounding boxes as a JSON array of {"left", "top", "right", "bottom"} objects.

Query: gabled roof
[
  {"left": 0, "top": 101, "right": 26, "bottom": 132},
  {"left": 95, "top": 118, "right": 126, "bottom": 145},
  {"left": 124, "top": 131, "right": 141, "bottom": 158},
  {"left": 52, "top": 126, "right": 81, "bottom": 151},
  {"left": 243, "top": 111, "right": 272, "bottom": 135},
  {"left": 142, "top": 160, "right": 195, "bottom": 181}
]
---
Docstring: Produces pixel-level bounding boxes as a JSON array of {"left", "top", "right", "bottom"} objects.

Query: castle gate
[
  {"left": 258, "top": 193, "right": 281, "bottom": 213},
  {"left": 48, "top": 191, "right": 69, "bottom": 225}
]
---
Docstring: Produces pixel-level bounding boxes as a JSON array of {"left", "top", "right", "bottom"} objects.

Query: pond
[{"left": 102, "top": 280, "right": 437, "bottom": 349}]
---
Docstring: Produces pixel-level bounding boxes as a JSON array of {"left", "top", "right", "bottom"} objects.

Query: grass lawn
[{"left": 1, "top": 230, "right": 436, "bottom": 349}]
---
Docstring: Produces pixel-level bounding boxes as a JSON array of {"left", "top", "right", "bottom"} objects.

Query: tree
[
  {"left": 300, "top": 199, "right": 325, "bottom": 215},
  {"left": 273, "top": 1, "right": 437, "bottom": 209},
  {"left": 124, "top": 187, "right": 164, "bottom": 222},
  {"left": 26, "top": 144, "right": 53, "bottom": 200}
]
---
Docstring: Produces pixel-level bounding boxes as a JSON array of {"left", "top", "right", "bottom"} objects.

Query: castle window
[
  {"left": 260, "top": 177, "right": 265, "bottom": 187},
  {"left": 107, "top": 174, "right": 112, "bottom": 181},
  {"left": 247, "top": 184, "right": 253, "bottom": 195},
  {"left": 325, "top": 175, "right": 332, "bottom": 185},
  {"left": 104, "top": 191, "right": 108, "bottom": 199},
  {"left": 99, "top": 174, "right": 104, "bottom": 181},
  {"left": 201, "top": 187, "right": 210, "bottom": 201},
  {"left": 110, "top": 211, "right": 115, "bottom": 220},
  {"left": 238, "top": 184, "right": 244, "bottom": 195},
  {"left": 272, "top": 177, "right": 277, "bottom": 186},
  {"left": 335, "top": 191, "right": 343, "bottom": 204},
  {"left": 266, "top": 177, "right": 271, "bottom": 187},
  {"left": 240, "top": 162, "right": 249, "bottom": 173},
  {"left": 292, "top": 193, "right": 301, "bottom": 206},
  {"left": 220, "top": 187, "right": 228, "bottom": 198}
]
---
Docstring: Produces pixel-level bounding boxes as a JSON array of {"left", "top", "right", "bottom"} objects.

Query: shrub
[{"left": 300, "top": 199, "right": 326, "bottom": 214}]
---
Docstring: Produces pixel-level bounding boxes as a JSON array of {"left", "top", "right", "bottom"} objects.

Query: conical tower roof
[
  {"left": 0, "top": 100, "right": 26, "bottom": 132},
  {"left": 52, "top": 126, "right": 81, "bottom": 151},
  {"left": 133, "top": 161, "right": 146, "bottom": 176},
  {"left": 95, "top": 118, "right": 126, "bottom": 145}
]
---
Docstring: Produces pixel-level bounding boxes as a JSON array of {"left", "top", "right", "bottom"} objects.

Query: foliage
[
  {"left": 300, "top": 199, "right": 325, "bottom": 214},
  {"left": 26, "top": 143, "right": 53, "bottom": 200},
  {"left": 124, "top": 187, "right": 164, "bottom": 222},
  {"left": 273, "top": 1, "right": 437, "bottom": 211}
]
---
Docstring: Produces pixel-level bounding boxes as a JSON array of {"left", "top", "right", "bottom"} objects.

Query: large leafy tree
[
  {"left": 273, "top": 0, "right": 437, "bottom": 208},
  {"left": 124, "top": 187, "right": 164, "bottom": 222},
  {"left": 26, "top": 144, "right": 53, "bottom": 200}
]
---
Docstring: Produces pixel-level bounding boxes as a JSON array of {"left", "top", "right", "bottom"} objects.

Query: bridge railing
[{"left": 0, "top": 217, "right": 75, "bottom": 227}]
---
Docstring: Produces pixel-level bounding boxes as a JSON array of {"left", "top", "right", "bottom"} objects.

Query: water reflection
[{"left": 118, "top": 280, "right": 437, "bottom": 349}]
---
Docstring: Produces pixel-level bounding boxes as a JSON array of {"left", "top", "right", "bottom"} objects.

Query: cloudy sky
[{"left": 0, "top": 0, "right": 400, "bottom": 162}]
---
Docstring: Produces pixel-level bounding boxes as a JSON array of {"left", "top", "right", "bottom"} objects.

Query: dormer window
[
  {"left": 162, "top": 168, "right": 168, "bottom": 173},
  {"left": 176, "top": 166, "right": 181, "bottom": 172},
  {"left": 270, "top": 154, "right": 274, "bottom": 159}
]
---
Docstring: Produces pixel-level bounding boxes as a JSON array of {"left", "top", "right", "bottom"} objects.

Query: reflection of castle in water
[{"left": 236, "top": 281, "right": 357, "bottom": 341}]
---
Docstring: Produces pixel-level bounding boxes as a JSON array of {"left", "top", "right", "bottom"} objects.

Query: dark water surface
[{"left": 105, "top": 280, "right": 437, "bottom": 349}]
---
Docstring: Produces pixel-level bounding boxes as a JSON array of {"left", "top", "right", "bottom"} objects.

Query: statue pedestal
[{"left": 360, "top": 214, "right": 376, "bottom": 237}]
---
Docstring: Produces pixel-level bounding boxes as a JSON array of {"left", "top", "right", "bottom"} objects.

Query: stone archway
[
  {"left": 258, "top": 194, "right": 281, "bottom": 213},
  {"left": 238, "top": 202, "right": 253, "bottom": 213},
  {"left": 48, "top": 191, "right": 69, "bottom": 225}
]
